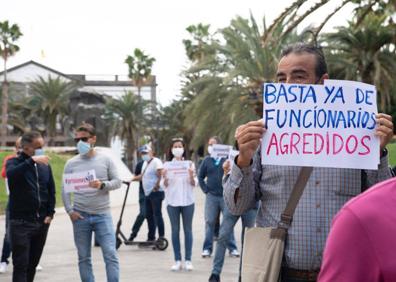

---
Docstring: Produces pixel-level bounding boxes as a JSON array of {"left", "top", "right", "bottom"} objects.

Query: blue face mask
[
  {"left": 142, "top": 154, "right": 150, "bottom": 162},
  {"left": 77, "top": 140, "right": 91, "bottom": 155},
  {"left": 34, "top": 148, "right": 45, "bottom": 156}
]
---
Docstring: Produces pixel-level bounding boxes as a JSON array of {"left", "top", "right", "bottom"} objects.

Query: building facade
[{"left": 0, "top": 60, "right": 157, "bottom": 146}]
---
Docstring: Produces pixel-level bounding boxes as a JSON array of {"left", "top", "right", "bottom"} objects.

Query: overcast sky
[{"left": 1, "top": 0, "right": 354, "bottom": 105}]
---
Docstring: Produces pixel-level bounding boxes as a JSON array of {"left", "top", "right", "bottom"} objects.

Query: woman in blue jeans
[{"left": 163, "top": 138, "right": 196, "bottom": 271}]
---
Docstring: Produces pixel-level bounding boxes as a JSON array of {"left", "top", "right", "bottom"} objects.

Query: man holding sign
[
  {"left": 62, "top": 123, "right": 122, "bottom": 282},
  {"left": 224, "top": 43, "right": 393, "bottom": 282}
]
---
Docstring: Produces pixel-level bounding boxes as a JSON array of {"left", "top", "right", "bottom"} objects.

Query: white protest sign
[
  {"left": 229, "top": 149, "right": 239, "bottom": 161},
  {"left": 210, "top": 144, "right": 232, "bottom": 159},
  {"left": 63, "top": 170, "right": 97, "bottom": 193},
  {"left": 262, "top": 80, "right": 379, "bottom": 170},
  {"left": 228, "top": 149, "right": 239, "bottom": 169},
  {"left": 164, "top": 161, "right": 190, "bottom": 178}
]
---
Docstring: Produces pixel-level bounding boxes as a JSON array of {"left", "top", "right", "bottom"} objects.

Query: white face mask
[
  {"left": 208, "top": 145, "right": 213, "bottom": 155},
  {"left": 172, "top": 147, "right": 184, "bottom": 158},
  {"left": 142, "top": 154, "right": 151, "bottom": 162}
]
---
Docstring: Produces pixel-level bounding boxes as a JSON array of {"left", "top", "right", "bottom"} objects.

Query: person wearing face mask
[
  {"left": 6, "top": 132, "right": 55, "bottom": 282},
  {"left": 139, "top": 145, "right": 165, "bottom": 244},
  {"left": 198, "top": 136, "right": 239, "bottom": 259},
  {"left": 61, "top": 123, "right": 122, "bottom": 282},
  {"left": 162, "top": 138, "right": 196, "bottom": 271},
  {"left": 127, "top": 147, "right": 148, "bottom": 242}
]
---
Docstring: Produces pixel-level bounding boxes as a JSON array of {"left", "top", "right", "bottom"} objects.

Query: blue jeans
[
  {"left": 1, "top": 202, "right": 11, "bottom": 264},
  {"left": 203, "top": 193, "right": 238, "bottom": 253},
  {"left": 72, "top": 211, "right": 119, "bottom": 282},
  {"left": 167, "top": 204, "right": 194, "bottom": 261},
  {"left": 145, "top": 191, "right": 165, "bottom": 240},
  {"left": 212, "top": 206, "right": 257, "bottom": 276}
]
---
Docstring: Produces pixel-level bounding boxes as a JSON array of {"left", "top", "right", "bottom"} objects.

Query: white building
[
  {"left": 0, "top": 60, "right": 157, "bottom": 146},
  {"left": 0, "top": 60, "right": 157, "bottom": 101}
]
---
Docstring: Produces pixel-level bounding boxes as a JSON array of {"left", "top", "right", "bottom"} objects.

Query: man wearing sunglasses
[
  {"left": 6, "top": 131, "right": 55, "bottom": 282},
  {"left": 61, "top": 123, "right": 122, "bottom": 282}
]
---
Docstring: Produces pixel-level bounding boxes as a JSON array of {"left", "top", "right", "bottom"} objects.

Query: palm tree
[
  {"left": 106, "top": 91, "right": 148, "bottom": 168},
  {"left": 154, "top": 98, "right": 194, "bottom": 156},
  {"left": 183, "top": 24, "right": 216, "bottom": 63},
  {"left": 124, "top": 48, "right": 156, "bottom": 98},
  {"left": 175, "top": 1, "right": 396, "bottom": 154},
  {"left": 183, "top": 76, "right": 257, "bottom": 148},
  {"left": 29, "top": 75, "right": 76, "bottom": 145},
  {"left": 322, "top": 14, "right": 396, "bottom": 111},
  {"left": 261, "top": 0, "right": 395, "bottom": 45},
  {"left": 0, "top": 21, "right": 22, "bottom": 146},
  {"left": 124, "top": 49, "right": 156, "bottom": 146},
  {"left": 181, "top": 15, "right": 296, "bottom": 150},
  {"left": 8, "top": 96, "right": 33, "bottom": 133}
]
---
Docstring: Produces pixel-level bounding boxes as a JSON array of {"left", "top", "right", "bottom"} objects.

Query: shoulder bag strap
[
  {"left": 273, "top": 167, "right": 313, "bottom": 237},
  {"left": 141, "top": 158, "right": 154, "bottom": 176}
]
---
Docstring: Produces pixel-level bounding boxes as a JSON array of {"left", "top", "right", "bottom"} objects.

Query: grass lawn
[
  {"left": 0, "top": 151, "right": 73, "bottom": 214},
  {"left": 387, "top": 142, "right": 396, "bottom": 167}
]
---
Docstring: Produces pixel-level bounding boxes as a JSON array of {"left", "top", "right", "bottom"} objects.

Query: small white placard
[
  {"left": 164, "top": 161, "right": 190, "bottom": 178},
  {"left": 210, "top": 144, "right": 232, "bottom": 159},
  {"left": 63, "top": 170, "right": 97, "bottom": 193},
  {"left": 229, "top": 149, "right": 239, "bottom": 161}
]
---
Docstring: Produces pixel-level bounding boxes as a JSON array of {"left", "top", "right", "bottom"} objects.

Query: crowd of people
[{"left": 0, "top": 42, "right": 395, "bottom": 282}]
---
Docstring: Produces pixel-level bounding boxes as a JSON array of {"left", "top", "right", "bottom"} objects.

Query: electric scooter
[{"left": 115, "top": 181, "right": 169, "bottom": 251}]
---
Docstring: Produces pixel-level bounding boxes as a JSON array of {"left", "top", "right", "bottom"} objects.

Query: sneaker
[
  {"left": 229, "top": 249, "right": 240, "bottom": 258},
  {"left": 36, "top": 264, "right": 43, "bottom": 271},
  {"left": 209, "top": 273, "right": 220, "bottom": 282},
  {"left": 128, "top": 234, "right": 136, "bottom": 242},
  {"left": 0, "top": 262, "right": 7, "bottom": 273},
  {"left": 184, "top": 260, "right": 194, "bottom": 271},
  {"left": 171, "top": 261, "right": 182, "bottom": 271},
  {"left": 201, "top": 249, "right": 211, "bottom": 258}
]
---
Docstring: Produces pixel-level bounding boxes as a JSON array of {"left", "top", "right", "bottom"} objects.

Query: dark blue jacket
[
  {"left": 198, "top": 156, "right": 225, "bottom": 197},
  {"left": 134, "top": 160, "right": 145, "bottom": 202},
  {"left": 6, "top": 152, "right": 56, "bottom": 221}
]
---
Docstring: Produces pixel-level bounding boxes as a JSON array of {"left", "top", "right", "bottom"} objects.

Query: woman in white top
[{"left": 163, "top": 138, "right": 196, "bottom": 272}]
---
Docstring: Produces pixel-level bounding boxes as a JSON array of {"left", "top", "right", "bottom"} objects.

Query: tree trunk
[
  {"left": 136, "top": 86, "right": 142, "bottom": 146},
  {"left": 48, "top": 112, "right": 57, "bottom": 146},
  {"left": 125, "top": 137, "right": 135, "bottom": 170},
  {"left": 1, "top": 60, "right": 8, "bottom": 147}
]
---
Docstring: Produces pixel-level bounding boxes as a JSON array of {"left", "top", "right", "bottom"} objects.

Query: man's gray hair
[{"left": 281, "top": 42, "right": 328, "bottom": 79}]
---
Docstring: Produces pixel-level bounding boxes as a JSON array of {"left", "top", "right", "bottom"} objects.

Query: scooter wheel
[
  {"left": 156, "top": 238, "right": 168, "bottom": 251},
  {"left": 116, "top": 237, "right": 122, "bottom": 250}
]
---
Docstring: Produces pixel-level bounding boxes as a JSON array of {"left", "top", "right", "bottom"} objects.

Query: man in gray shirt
[
  {"left": 224, "top": 43, "right": 394, "bottom": 282},
  {"left": 62, "top": 123, "right": 122, "bottom": 282}
]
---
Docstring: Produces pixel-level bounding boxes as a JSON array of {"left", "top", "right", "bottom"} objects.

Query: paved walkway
[{"left": 0, "top": 183, "right": 242, "bottom": 281}]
